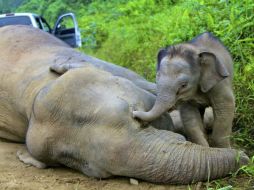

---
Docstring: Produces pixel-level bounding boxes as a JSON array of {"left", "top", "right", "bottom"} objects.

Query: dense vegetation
[
  {"left": 0, "top": 0, "right": 24, "bottom": 13},
  {"left": 1, "top": 0, "right": 253, "bottom": 188}
]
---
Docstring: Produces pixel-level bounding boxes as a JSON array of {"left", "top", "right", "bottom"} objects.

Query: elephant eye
[
  {"left": 177, "top": 82, "right": 188, "bottom": 95},
  {"left": 180, "top": 82, "right": 188, "bottom": 89}
]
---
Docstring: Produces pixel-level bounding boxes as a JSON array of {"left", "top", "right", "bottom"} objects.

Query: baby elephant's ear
[
  {"left": 157, "top": 48, "right": 168, "bottom": 71},
  {"left": 199, "top": 52, "right": 229, "bottom": 93}
]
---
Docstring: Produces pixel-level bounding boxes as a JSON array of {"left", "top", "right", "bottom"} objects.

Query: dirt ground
[{"left": 0, "top": 141, "right": 208, "bottom": 190}]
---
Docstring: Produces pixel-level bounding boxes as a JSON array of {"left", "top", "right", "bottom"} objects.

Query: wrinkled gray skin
[
  {"left": 0, "top": 26, "right": 248, "bottom": 185},
  {"left": 170, "top": 107, "right": 214, "bottom": 137},
  {"left": 133, "top": 33, "right": 234, "bottom": 148},
  {"left": 50, "top": 48, "right": 156, "bottom": 95}
]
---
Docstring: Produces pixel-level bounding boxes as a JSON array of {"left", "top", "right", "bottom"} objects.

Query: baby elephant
[{"left": 133, "top": 32, "right": 234, "bottom": 148}]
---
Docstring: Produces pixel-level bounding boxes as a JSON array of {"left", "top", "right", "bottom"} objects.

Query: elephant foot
[
  {"left": 17, "top": 148, "right": 47, "bottom": 169},
  {"left": 185, "top": 127, "right": 209, "bottom": 147},
  {"left": 191, "top": 137, "right": 209, "bottom": 147},
  {"left": 208, "top": 136, "right": 231, "bottom": 148}
]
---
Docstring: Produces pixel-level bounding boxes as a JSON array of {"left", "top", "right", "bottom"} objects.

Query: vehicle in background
[{"left": 0, "top": 12, "right": 81, "bottom": 48}]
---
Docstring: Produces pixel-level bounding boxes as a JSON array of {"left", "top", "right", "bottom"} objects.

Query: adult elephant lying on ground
[{"left": 0, "top": 25, "right": 249, "bottom": 184}]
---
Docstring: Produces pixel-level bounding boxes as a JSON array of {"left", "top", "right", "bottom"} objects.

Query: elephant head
[{"left": 133, "top": 43, "right": 229, "bottom": 122}]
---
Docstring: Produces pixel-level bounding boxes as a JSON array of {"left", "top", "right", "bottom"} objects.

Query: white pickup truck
[{"left": 0, "top": 12, "right": 82, "bottom": 48}]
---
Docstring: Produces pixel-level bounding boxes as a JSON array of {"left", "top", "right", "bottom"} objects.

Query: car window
[
  {"left": 56, "top": 16, "right": 75, "bottom": 31},
  {"left": 35, "top": 17, "right": 43, "bottom": 29},
  {"left": 40, "top": 17, "right": 51, "bottom": 33},
  {"left": 0, "top": 16, "right": 32, "bottom": 27}
]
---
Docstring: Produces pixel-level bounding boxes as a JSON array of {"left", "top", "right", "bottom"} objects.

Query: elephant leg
[
  {"left": 209, "top": 84, "right": 234, "bottom": 148},
  {"left": 17, "top": 147, "right": 47, "bottom": 168},
  {"left": 179, "top": 103, "right": 209, "bottom": 146},
  {"left": 203, "top": 107, "right": 214, "bottom": 131}
]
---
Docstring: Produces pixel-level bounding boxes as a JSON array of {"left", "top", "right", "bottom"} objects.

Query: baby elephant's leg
[{"left": 179, "top": 103, "right": 209, "bottom": 146}]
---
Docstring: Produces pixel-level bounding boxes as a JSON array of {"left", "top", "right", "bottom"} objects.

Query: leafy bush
[{"left": 0, "top": 0, "right": 25, "bottom": 13}]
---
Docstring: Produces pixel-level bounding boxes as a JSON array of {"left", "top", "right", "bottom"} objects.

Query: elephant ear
[
  {"left": 157, "top": 48, "right": 168, "bottom": 71},
  {"left": 199, "top": 52, "right": 229, "bottom": 92}
]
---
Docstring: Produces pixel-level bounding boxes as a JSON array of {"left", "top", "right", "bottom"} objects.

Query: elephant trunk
[
  {"left": 111, "top": 128, "right": 249, "bottom": 184},
  {"left": 133, "top": 86, "right": 176, "bottom": 122}
]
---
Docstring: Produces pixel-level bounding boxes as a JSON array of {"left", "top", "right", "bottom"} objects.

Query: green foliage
[
  {"left": 16, "top": 0, "right": 70, "bottom": 25},
  {"left": 0, "top": 0, "right": 25, "bottom": 13},
  {"left": 234, "top": 156, "right": 254, "bottom": 177}
]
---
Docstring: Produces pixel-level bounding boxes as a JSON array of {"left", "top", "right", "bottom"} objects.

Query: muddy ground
[{"left": 0, "top": 141, "right": 252, "bottom": 190}]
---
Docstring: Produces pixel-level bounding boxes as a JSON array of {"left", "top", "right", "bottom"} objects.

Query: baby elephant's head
[{"left": 133, "top": 43, "right": 229, "bottom": 122}]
